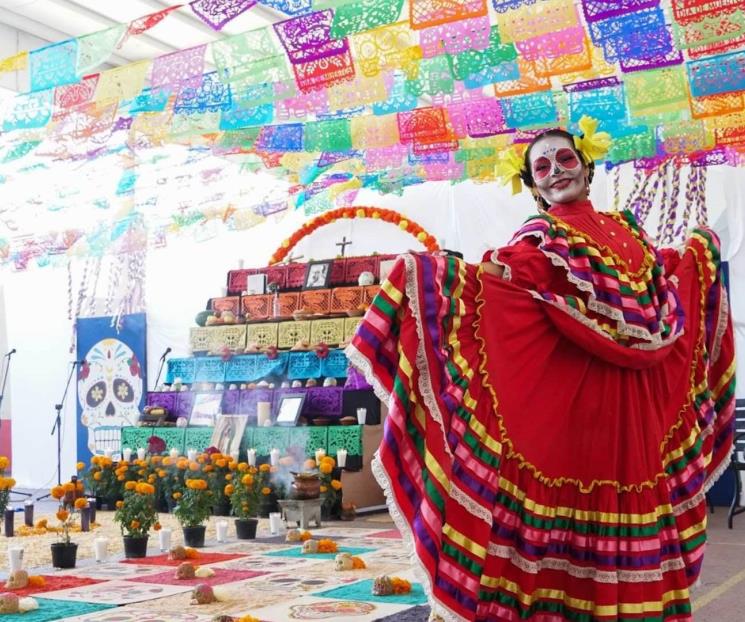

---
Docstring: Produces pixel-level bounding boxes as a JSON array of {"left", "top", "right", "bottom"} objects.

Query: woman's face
[{"left": 529, "top": 135, "right": 588, "bottom": 206}]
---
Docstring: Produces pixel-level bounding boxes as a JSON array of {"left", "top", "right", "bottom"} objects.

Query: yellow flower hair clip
[
  {"left": 573, "top": 115, "right": 612, "bottom": 164},
  {"left": 495, "top": 146, "right": 526, "bottom": 195}
]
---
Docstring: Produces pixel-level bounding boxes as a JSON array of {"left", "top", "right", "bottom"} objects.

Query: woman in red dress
[{"left": 347, "top": 119, "right": 735, "bottom": 621}]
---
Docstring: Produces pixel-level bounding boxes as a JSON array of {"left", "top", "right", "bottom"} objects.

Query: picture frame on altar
[
  {"left": 378, "top": 258, "right": 397, "bottom": 283},
  {"left": 245, "top": 273, "right": 266, "bottom": 295},
  {"left": 211, "top": 415, "right": 248, "bottom": 456},
  {"left": 275, "top": 394, "right": 306, "bottom": 426},
  {"left": 189, "top": 393, "right": 222, "bottom": 427},
  {"left": 303, "top": 260, "right": 332, "bottom": 290}
]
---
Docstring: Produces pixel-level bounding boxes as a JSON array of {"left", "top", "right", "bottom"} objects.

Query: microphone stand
[
  {"left": 0, "top": 352, "right": 30, "bottom": 500},
  {"left": 154, "top": 348, "right": 171, "bottom": 389},
  {"left": 37, "top": 361, "right": 79, "bottom": 501}
]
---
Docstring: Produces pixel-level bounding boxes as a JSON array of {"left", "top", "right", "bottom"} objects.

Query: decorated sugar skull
[{"left": 78, "top": 338, "right": 143, "bottom": 455}]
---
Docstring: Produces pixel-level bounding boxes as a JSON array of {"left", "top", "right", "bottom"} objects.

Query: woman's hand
[{"left": 481, "top": 262, "right": 505, "bottom": 278}]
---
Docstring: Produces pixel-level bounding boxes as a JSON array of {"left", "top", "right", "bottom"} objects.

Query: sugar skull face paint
[{"left": 529, "top": 134, "right": 587, "bottom": 205}]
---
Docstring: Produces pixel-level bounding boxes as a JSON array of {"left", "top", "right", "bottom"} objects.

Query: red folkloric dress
[{"left": 347, "top": 200, "right": 735, "bottom": 621}]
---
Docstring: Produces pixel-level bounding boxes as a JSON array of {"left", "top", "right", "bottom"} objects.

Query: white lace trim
[
  {"left": 486, "top": 543, "right": 685, "bottom": 583},
  {"left": 511, "top": 228, "right": 680, "bottom": 347},
  {"left": 704, "top": 449, "right": 732, "bottom": 493},
  {"left": 710, "top": 287, "right": 729, "bottom": 364},
  {"left": 371, "top": 455, "right": 466, "bottom": 622}
]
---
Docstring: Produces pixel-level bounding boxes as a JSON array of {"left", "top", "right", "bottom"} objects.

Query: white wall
[{"left": 2, "top": 166, "right": 744, "bottom": 488}]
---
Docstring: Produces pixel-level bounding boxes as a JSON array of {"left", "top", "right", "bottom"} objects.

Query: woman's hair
[{"left": 519, "top": 129, "right": 595, "bottom": 208}]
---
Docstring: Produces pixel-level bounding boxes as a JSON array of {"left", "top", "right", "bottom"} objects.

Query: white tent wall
[{"left": 2, "top": 166, "right": 743, "bottom": 488}]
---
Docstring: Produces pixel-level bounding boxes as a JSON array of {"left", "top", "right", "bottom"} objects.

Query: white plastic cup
[
  {"left": 246, "top": 448, "right": 256, "bottom": 467},
  {"left": 137, "top": 448, "right": 146, "bottom": 461},
  {"left": 269, "top": 512, "right": 281, "bottom": 535},
  {"left": 158, "top": 528, "right": 172, "bottom": 552},
  {"left": 187, "top": 449, "right": 197, "bottom": 461},
  {"left": 216, "top": 520, "right": 228, "bottom": 543},
  {"left": 257, "top": 402, "right": 271, "bottom": 427},
  {"left": 356, "top": 408, "right": 367, "bottom": 425},
  {"left": 122, "top": 448, "right": 132, "bottom": 462},
  {"left": 93, "top": 538, "right": 108, "bottom": 563},
  {"left": 336, "top": 449, "right": 348, "bottom": 468},
  {"left": 8, "top": 547, "right": 23, "bottom": 572}
]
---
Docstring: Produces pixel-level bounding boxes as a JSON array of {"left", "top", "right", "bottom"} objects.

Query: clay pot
[{"left": 291, "top": 472, "right": 321, "bottom": 500}]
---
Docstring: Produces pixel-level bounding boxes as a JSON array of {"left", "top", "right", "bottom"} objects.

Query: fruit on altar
[
  {"left": 195, "top": 310, "right": 212, "bottom": 327},
  {"left": 221, "top": 311, "right": 236, "bottom": 324}
]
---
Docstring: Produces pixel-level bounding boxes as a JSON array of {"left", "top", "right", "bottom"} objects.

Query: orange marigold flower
[
  {"left": 225, "top": 473, "right": 233, "bottom": 481},
  {"left": 261, "top": 487, "right": 272, "bottom": 495},
  {"left": 224, "top": 484, "right": 235, "bottom": 496},
  {"left": 162, "top": 457, "right": 172, "bottom": 466},
  {"left": 51, "top": 486, "right": 65, "bottom": 500},
  {"left": 319, "top": 462, "right": 333, "bottom": 475},
  {"left": 177, "top": 459, "right": 189, "bottom": 470},
  {"left": 203, "top": 465, "right": 214, "bottom": 473},
  {"left": 0, "top": 456, "right": 9, "bottom": 470},
  {"left": 184, "top": 547, "right": 199, "bottom": 559},
  {"left": 216, "top": 459, "right": 227, "bottom": 468},
  {"left": 35, "top": 519, "right": 47, "bottom": 529},
  {"left": 320, "top": 485, "right": 328, "bottom": 493},
  {"left": 299, "top": 531, "right": 312, "bottom": 541},
  {"left": 74, "top": 498, "right": 89, "bottom": 509},
  {"left": 130, "top": 520, "right": 140, "bottom": 530},
  {"left": 241, "top": 474, "right": 254, "bottom": 486},
  {"left": 317, "top": 539, "right": 338, "bottom": 553},
  {"left": 330, "top": 479, "right": 342, "bottom": 491},
  {"left": 27, "top": 576, "right": 45, "bottom": 588},
  {"left": 116, "top": 500, "right": 124, "bottom": 509},
  {"left": 125, "top": 481, "right": 137, "bottom": 491},
  {"left": 56, "top": 509, "right": 69, "bottom": 522},
  {"left": 76, "top": 462, "right": 85, "bottom": 471},
  {"left": 352, "top": 557, "right": 366, "bottom": 569},
  {"left": 153, "top": 522, "right": 161, "bottom": 531},
  {"left": 320, "top": 456, "right": 336, "bottom": 468},
  {"left": 210, "top": 453, "right": 223, "bottom": 463},
  {"left": 237, "top": 462, "right": 248, "bottom": 472},
  {"left": 62, "top": 482, "right": 75, "bottom": 493},
  {"left": 93, "top": 472, "right": 102, "bottom": 481},
  {"left": 158, "top": 470, "right": 167, "bottom": 478},
  {"left": 259, "top": 464, "right": 270, "bottom": 473},
  {"left": 173, "top": 492, "right": 182, "bottom": 500},
  {"left": 188, "top": 461, "right": 200, "bottom": 472},
  {"left": 76, "top": 482, "right": 84, "bottom": 492},
  {"left": 117, "top": 475, "right": 126, "bottom": 481}
]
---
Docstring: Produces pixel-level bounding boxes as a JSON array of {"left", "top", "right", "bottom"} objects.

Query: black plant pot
[
  {"left": 94, "top": 497, "right": 103, "bottom": 511},
  {"left": 212, "top": 501, "right": 232, "bottom": 517},
  {"left": 258, "top": 494, "right": 279, "bottom": 518},
  {"left": 51, "top": 542, "right": 77, "bottom": 569},
  {"left": 235, "top": 518, "right": 258, "bottom": 540},
  {"left": 123, "top": 535, "right": 149, "bottom": 559},
  {"left": 182, "top": 525, "right": 206, "bottom": 548}
]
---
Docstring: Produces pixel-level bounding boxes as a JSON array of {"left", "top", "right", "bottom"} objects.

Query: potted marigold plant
[
  {"left": 203, "top": 449, "right": 236, "bottom": 516},
  {"left": 228, "top": 463, "right": 262, "bottom": 539},
  {"left": 49, "top": 483, "right": 86, "bottom": 568},
  {"left": 173, "top": 469, "right": 213, "bottom": 547},
  {"left": 114, "top": 481, "right": 159, "bottom": 558},
  {"left": 0, "top": 456, "right": 15, "bottom": 517},
  {"left": 84, "top": 454, "right": 117, "bottom": 509},
  {"left": 318, "top": 455, "right": 342, "bottom": 519}
]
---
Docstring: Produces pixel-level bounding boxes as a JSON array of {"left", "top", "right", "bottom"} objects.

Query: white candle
[
  {"left": 7, "top": 547, "right": 23, "bottom": 572},
  {"left": 269, "top": 512, "right": 281, "bottom": 535},
  {"left": 315, "top": 448, "right": 326, "bottom": 464},
  {"left": 356, "top": 408, "right": 367, "bottom": 425},
  {"left": 137, "top": 448, "right": 146, "bottom": 461},
  {"left": 238, "top": 259, "right": 245, "bottom": 269},
  {"left": 336, "top": 449, "right": 347, "bottom": 468},
  {"left": 247, "top": 448, "right": 256, "bottom": 467},
  {"left": 169, "top": 448, "right": 179, "bottom": 459},
  {"left": 158, "top": 528, "right": 172, "bottom": 552},
  {"left": 257, "top": 401, "right": 271, "bottom": 427},
  {"left": 122, "top": 448, "right": 132, "bottom": 462},
  {"left": 270, "top": 448, "right": 280, "bottom": 466},
  {"left": 216, "top": 520, "right": 228, "bottom": 543},
  {"left": 230, "top": 450, "right": 239, "bottom": 463},
  {"left": 103, "top": 449, "right": 112, "bottom": 458},
  {"left": 187, "top": 449, "right": 197, "bottom": 461},
  {"left": 93, "top": 538, "right": 108, "bottom": 563}
]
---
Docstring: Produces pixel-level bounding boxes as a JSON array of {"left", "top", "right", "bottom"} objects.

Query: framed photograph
[
  {"left": 245, "top": 273, "right": 267, "bottom": 295},
  {"left": 189, "top": 393, "right": 222, "bottom": 427},
  {"left": 378, "top": 258, "right": 397, "bottom": 283},
  {"left": 275, "top": 394, "right": 306, "bottom": 426},
  {"left": 210, "top": 415, "right": 248, "bottom": 456},
  {"left": 303, "top": 260, "right": 332, "bottom": 290}
]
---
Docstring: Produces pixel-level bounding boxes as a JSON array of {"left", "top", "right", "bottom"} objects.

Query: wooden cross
[{"left": 335, "top": 236, "right": 352, "bottom": 257}]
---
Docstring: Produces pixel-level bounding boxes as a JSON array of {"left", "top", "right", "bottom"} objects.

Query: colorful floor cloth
[
  {"left": 314, "top": 578, "right": 429, "bottom": 605},
  {"left": 347, "top": 225, "right": 735, "bottom": 621},
  {"left": 5, "top": 598, "right": 114, "bottom": 621},
  {"left": 3, "top": 575, "right": 103, "bottom": 596}
]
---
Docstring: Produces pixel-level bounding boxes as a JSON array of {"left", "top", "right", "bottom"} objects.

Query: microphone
[
  {"left": 5, "top": 349, "right": 15, "bottom": 357},
  {"left": 160, "top": 347, "right": 172, "bottom": 362}
]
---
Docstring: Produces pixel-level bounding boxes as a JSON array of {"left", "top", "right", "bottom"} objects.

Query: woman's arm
[{"left": 481, "top": 261, "right": 505, "bottom": 278}]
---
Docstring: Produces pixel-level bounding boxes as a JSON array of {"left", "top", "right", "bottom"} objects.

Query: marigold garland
[
  {"left": 268, "top": 207, "right": 440, "bottom": 265},
  {"left": 316, "top": 538, "right": 338, "bottom": 553}
]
